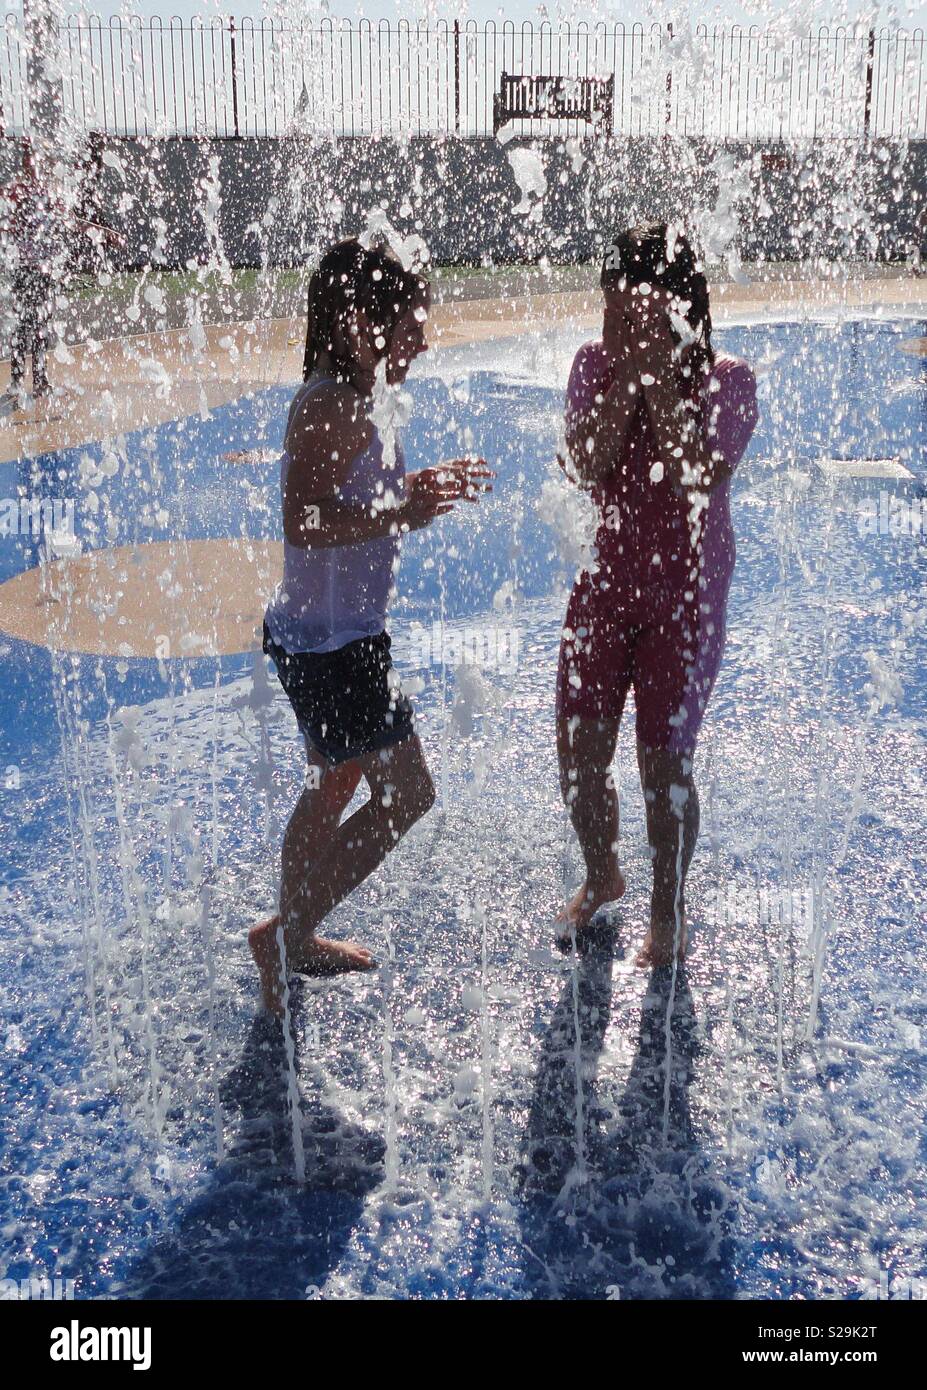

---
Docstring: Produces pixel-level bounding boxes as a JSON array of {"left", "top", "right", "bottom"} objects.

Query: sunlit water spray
[{"left": 1, "top": 0, "right": 925, "bottom": 1297}]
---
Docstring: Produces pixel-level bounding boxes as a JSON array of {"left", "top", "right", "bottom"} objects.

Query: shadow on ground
[
  {"left": 516, "top": 931, "right": 737, "bottom": 1299},
  {"left": 123, "top": 983, "right": 384, "bottom": 1299}
]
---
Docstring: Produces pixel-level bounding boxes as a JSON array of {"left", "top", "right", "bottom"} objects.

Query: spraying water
[{"left": 0, "top": 0, "right": 925, "bottom": 1300}]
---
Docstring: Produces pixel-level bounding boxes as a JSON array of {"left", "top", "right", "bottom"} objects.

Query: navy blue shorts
[{"left": 262, "top": 623, "right": 415, "bottom": 766}]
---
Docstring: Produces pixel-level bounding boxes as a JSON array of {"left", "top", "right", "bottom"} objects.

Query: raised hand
[
  {"left": 617, "top": 283, "right": 679, "bottom": 371},
  {"left": 601, "top": 291, "right": 637, "bottom": 367},
  {"left": 424, "top": 458, "right": 495, "bottom": 501},
  {"left": 401, "top": 457, "right": 493, "bottom": 532}
]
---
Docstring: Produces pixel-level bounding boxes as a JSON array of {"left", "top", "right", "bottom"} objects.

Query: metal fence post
[
  {"left": 23, "top": 0, "right": 62, "bottom": 143},
  {"left": 863, "top": 27, "right": 875, "bottom": 139},
  {"left": 230, "top": 16, "right": 240, "bottom": 137},
  {"left": 454, "top": 19, "right": 460, "bottom": 134},
  {"left": 665, "top": 21, "right": 673, "bottom": 130}
]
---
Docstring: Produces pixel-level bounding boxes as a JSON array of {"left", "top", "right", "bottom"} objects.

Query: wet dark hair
[
  {"left": 303, "top": 237, "right": 428, "bottom": 382},
  {"left": 601, "top": 223, "right": 715, "bottom": 392}
]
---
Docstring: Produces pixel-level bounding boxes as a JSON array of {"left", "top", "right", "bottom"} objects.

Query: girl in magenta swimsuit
[{"left": 556, "top": 223, "right": 758, "bottom": 966}]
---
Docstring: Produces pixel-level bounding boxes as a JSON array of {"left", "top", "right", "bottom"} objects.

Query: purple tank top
[{"left": 264, "top": 375, "right": 406, "bottom": 654}]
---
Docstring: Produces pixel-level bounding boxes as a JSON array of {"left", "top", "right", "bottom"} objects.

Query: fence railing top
[
  {"left": 39, "top": 15, "right": 924, "bottom": 41},
  {"left": 2, "top": 11, "right": 923, "bottom": 142}
]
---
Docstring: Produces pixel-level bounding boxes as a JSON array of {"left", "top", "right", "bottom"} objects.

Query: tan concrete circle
[
  {"left": 0, "top": 537, "right": 282, "bottom": 657},
  {"left": 1, "top": 284, "right": 924, "bottom": 658}
]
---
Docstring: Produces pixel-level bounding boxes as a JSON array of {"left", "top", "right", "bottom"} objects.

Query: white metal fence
[{"left": 0, "top": 16, "right": 924, "bottom": 141}]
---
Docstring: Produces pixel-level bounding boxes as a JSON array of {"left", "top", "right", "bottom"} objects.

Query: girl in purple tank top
[
  {"left": 250, "top": 239, "right": 492, "bottom": 1015},
  {"left": 555, "top": 223, "right": 758, "bottom": 967}
]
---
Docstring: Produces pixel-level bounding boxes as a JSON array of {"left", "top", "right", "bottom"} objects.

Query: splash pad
[{"left": 1, "top": 2, "right": 926, "bottom": 1315}]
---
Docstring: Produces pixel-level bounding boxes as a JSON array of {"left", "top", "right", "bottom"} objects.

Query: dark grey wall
[{"left": 4, "top": 133, "right": 925, "bottom": 269}]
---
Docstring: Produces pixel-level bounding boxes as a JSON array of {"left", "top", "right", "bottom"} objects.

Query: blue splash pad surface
[{"left": 0, "top": 316, "right": 925, "bottom": 1299}]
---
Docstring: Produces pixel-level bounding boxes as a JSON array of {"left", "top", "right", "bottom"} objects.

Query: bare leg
[
  {"left": 281, "top": 752, "right": 363, "bottom": 939},
  {"left": 10, "top": 296, "right": 28, "bottom": 393},
  {"left": 283, "top": 736, "right": 435, "bottom": 943},
  {"left": 251, "top": 736, "right": 435, "bottom": 1013},
  {"left": 32, "top": 273, "right": 53, "bottom": 396},
  {"left": 556, "top": 715, "right": 626, "bottom": 935},
  {"left": 250, "top": 752, "right": 364, "bottom": 1011},
  {"left": 635, "top": 741, "right": 699, "bottom": 967}
]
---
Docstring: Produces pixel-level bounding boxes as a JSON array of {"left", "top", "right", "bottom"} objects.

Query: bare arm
[
  {"left": 282, "top": 384, "right": 491, "bottom": 549},
  {"left": 565, "top": 376, "right": 639, "bottom": 487},
  {"left": 282, "top": 382, "right": 407, "bottom": 548},
  {"left": 563, "top": 338, "right": 640, "bottom": 488}
]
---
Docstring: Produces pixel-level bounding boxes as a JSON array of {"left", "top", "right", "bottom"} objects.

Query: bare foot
[
  {"left": 249, "top": 915, "right": 288, "bottom": 1016},
  {"left": 556, "top": 868, "right": 626, "bottom": 940},
  {"left": 289, "top": 935, "right": 378, "bottom": 976},
  {"left": 635, "top": 920, "right": 688, "bottom": 968},
  {"left": 249, "top": 915, "right": 377, "bottom": 1017}
]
